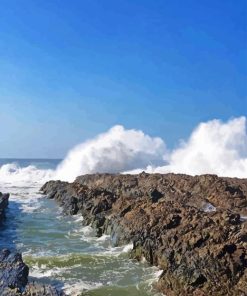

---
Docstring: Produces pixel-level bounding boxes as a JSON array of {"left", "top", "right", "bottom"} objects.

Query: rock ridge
[{"left": 41, "top": 173, "right": 247, "bottom": 296}]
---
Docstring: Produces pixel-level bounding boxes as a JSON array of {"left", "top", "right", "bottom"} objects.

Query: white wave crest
[
  {"left": 53, "top": 125, "right": 166, "bottom": 182},
  {"left": 147, "top": 116, "right": 247, "bottom": 178},
  {"left": 0, "top": 117, "right": 246, "bottom": 186},
  {"left": 0, "top": 163, "right": 53, "bottom": 187}
]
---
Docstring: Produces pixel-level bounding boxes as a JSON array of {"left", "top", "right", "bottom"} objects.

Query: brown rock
[{"left": 41, "top": 173, "right": 247, "bottom": 296}]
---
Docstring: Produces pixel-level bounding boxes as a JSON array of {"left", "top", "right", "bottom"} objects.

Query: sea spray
[
  {"left": 1, "top": 117, "right": 247, "bottom": 184},
  {"left": 53, "top": 125, "right": 166, "bottom": 182}
]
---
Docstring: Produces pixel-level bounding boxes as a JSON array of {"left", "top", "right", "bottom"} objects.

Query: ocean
[{"left": 0, "top": 158, "right": 162, "bottom": 296}]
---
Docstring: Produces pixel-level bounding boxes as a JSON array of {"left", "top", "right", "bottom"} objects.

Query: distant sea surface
[
  {"left": 0, "top": 158, "right": 162, "bottom": 296},
  {"left": 0, "top": 158, "right": 62, "bottom": 169}
]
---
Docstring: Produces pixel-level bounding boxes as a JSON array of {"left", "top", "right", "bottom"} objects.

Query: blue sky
[{"left": 0, "top": 0, "right": 246, "bottom": 158}]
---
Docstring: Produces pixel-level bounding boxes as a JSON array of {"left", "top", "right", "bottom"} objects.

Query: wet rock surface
[
  {"left": 0, "top": 249, "right": 28, "bottom": 295},
  {"left": 0, "top": 192, "right": 9, "bottom": 222},
  {"left": 23, "top": 283, "right": 65, "bottom": 296},
  {"left": 41, "top": 173, "right": 247, "bottom": 296}
]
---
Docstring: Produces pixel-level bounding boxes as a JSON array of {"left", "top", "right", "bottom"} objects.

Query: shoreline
[{"left": 1, "top": 172, "right": 246, "bottom": 295}]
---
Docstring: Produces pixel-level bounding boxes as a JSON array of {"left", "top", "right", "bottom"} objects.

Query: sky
[{"left": 0, "top": 0, "right": 246, "bottom": 158}]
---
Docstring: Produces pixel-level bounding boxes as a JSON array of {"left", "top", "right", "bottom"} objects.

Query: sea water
[{"left": 0, "top": 159, "right": 163, "bottom": 296}]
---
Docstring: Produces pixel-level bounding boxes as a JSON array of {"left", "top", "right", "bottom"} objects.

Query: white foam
[
  {"left": 148, "top": 117, "right": 247, "bottom": 178},
  {"left": 96, "top": 234, "right": 110, "bottom": 241},
  {"left": 1, "top": 117, "right": 246, "bottom": 188},
  {"left": 122, "top": 243, "right": 134, "bottom": 253},
  {"left": 100, "top": 243, "right": 134, "bottom": 256},
  {"left": 72, "top": 215, "right": 84, "bottom": 223},
  {"left": 81, "top": 225, "right": 94, "bottom": 236},
  {"left": 53, "top": 125, "right": 166, "bottom": 182},
  {"left": 63, "top": 281, "right": 103, "bottom": 295},
  {"left": 56, "top": 117, "right": 247, "bottom": 180},
  {"left": 21, "top": 203, "right": 41, "bottom": 213},
  {"left": 29, "top": 263, "right": 72, "bottom": 278},
  {"left": 0, "top": 163, "right": 53, "bottom": 187},
  {"left": 29, "top": 266, "right": 54, "bottom": 278}
]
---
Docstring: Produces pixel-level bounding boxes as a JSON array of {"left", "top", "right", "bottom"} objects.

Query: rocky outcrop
[
  {"left": 0, "top": 249, "right": 64, "bottom": 296},
  {"left": 0, "top": 192, "right": 9, "bottom": 222},
  {"left": 0, "top": 249, "right": 28, "bottom": 295},
  {"left": 41, "top": 173, "right": 247, "bottom": 296}
]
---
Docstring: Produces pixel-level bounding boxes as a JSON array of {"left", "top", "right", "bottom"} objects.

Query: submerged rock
[{"left": 41, "top": 173, "right": 247, "bottom": 296}]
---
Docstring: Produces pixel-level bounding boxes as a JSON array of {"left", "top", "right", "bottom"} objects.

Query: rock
[
  {"left": 0, "top": 249, "right": 65, "bottom": 296},
  {"left": 23, "top": 283, "right": 65, "bottom": 296},
  {"left": 0, "top": 192, "right": 9, "bottom": 222},
  {"left": 0, "top": 249, "right": 29, "bottom": 295},
  {"left": 41, "top": 173, "right": 247, "bottom": 296}
]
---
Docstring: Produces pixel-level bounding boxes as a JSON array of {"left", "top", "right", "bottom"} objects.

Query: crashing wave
[{"left": 0, "top": 116, "right": 246, "bottom": 186}]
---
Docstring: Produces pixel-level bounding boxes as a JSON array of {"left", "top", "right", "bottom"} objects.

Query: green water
[{"left": 0, "top": 181, "right": 162, "bottom": 296}]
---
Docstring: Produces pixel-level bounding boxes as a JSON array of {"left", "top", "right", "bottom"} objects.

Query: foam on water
[
  {"left": 24, "top": 249, "right": 163, "bottom": 295},
  {"left": 63, "top": 281, "right": 103, "bottom": 296},
  {"left": 0, "top": 159, "right": 163, "bottom": 295},
  {"left": 0, "top": 163, "right": 53, "bottom": 187}
]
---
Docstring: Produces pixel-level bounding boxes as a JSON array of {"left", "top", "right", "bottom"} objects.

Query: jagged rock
[
  {"left": 0, "top": 249, "right": 65, "bottom": 296},
  {"left": 0, "top": 249, "right": 29, "bottom": 295},
  {"left": 0, "top": 192, "right": 9, "bottom": 222},
  {"left": 41, "top": 173, "right": 247, "bottom": 296}
]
